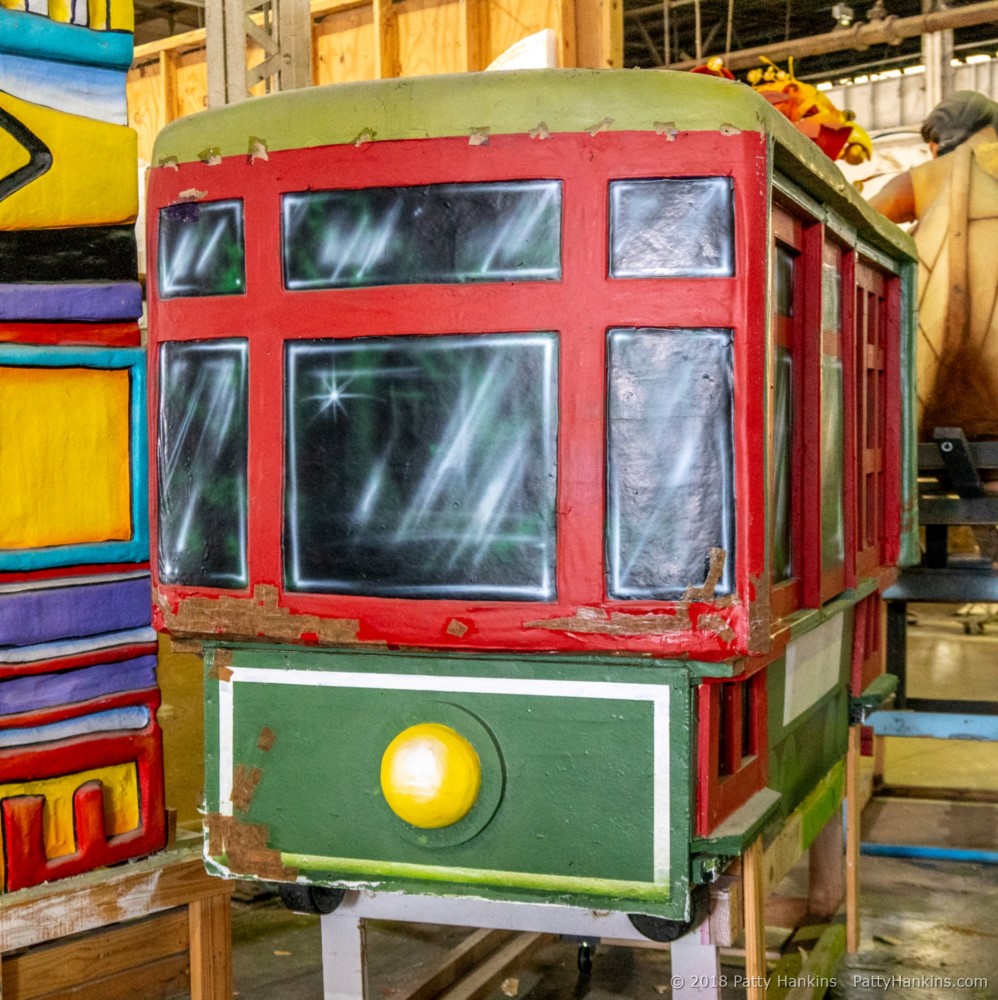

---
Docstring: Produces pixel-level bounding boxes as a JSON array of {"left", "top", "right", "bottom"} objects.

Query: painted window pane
[
  {"left": 284, "top": 334, "right": 558, "bottom": 600},
  {"left": 775, "top": 244, "right": 795, "bottom": 317},
  {"left": 157, "top": 200, "right": 245, "bottom": 298},
  {"left": 773, "top": 346, "right": 794, "bottom": 582},
  {"left": 607, "top": 327, "right": 735, "bottom": 600},
  {"left": 821, "top": 355, "right": 845, "bottom": 574},
  {"left": 609, "top": 177, "right": 735, "bottom": 278},
  {"left": 157, "top": 340, "right": 248, "bottom": 588},
  {"left": 822, "top": 263, "right": 842, "bottom": 332},
  {"left": 282, "top": 181, "right": 562, "bottom": 289}
]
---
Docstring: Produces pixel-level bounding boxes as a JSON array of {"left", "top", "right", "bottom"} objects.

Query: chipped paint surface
[
  {"left": 681, "top": 548, "right": 727, "bottom": 602},
  {"left": 230, "top": 762, "right": 262, "bottom": 812},
  {"left": 206, "top": 813, "right": 298, "bottom": 882},
  {"left": 156, "top": 584, "right": 360, "bottom": 645}
]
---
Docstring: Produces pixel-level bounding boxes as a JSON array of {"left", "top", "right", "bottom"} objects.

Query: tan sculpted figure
[{"left": 870, "top": 92, "right": 998, "bottom": 440}]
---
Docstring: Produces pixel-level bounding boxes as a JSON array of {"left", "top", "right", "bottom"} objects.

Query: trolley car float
[{"left": 146, "top": 68, "right": 918, "bottom": 938}]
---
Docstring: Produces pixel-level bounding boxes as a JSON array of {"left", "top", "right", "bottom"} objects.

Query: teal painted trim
[
  {"left": 0, "top": 345, "right": 148, "bottom": 571},
  {"left": 866, "top": 710, "right": 998, "bottom": 741},
  {"left": 898, "top": 259, "right": 920, "bottom": 567},
  {"left": 851, "top": 674, "right": 899, "bottom": 722},
  {"left": 216, "top": 642, "right": 691, "bottom": 685},
  {"left": 686, "top": 659, "right": 745, "bottom": 680},
  {"left": 692, "top": 787, "right": 781, "bottom": 856},
  {"left": 0, "top": 11, "right": 133, "bottom": 70},
  {"left": 861, "top": 843, "right": 998, "bottom": 864},
  {"left": 854, "top": 238, "right": 903, "bottom": 277}
]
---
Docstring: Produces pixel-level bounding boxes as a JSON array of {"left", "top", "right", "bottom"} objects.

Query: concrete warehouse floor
[{"left": 221, "top": 604, "right": 998, "bottom": 1000}]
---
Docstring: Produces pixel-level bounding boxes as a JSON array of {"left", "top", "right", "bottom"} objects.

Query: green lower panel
[{"left": 205, "top": 646, "right": 692, "bottom": 919}]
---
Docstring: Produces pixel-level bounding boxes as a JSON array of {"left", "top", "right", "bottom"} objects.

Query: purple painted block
[
  {"left": 0, "top": 282, "right": 143, "bottom": 321},
  {"left": 0, "top": 654, "right": 157, "bottom": 717},
  {"left": 0, "top": 575, "right": 152, "bottom": 647}
]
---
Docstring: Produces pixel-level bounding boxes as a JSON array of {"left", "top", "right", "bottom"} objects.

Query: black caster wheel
[
  {"left": 628, "top": 883, "right": 710, "bottom": 942},
  {"left": 277, "top": 883, "right": 346, "bottom": 915},
  {"left": 577, "top": 942, "right": 594, "bottom": 975}
]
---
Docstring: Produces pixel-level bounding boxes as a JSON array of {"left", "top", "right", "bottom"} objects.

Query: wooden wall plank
[
  {"left": 4, "top": 909, "right": 188, "bottom": 1000},
  {"left": 396, "top": 0, "right": 465, "bottom": 77},
  {"left": 314, "top": 6, "right": 378, "bottom": 84},
  {"left": 25, "top": 953, "right": 190, "bottom": 1000},
  {"left": 127, "top": 0, "right": 625, "bottom": 159}
]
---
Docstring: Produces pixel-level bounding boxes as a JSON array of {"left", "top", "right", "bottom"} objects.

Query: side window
[
  {"left": 157, "top": 340, "right": 249, "bottom": 587},
  {"left": 771, "top": 205, "right": 803, "bottom": 620},
  {"left": 606, "top": 327, "right": 735, "bottom": 599},
  {"left": 855, "top": 261, "right": 889, "bottom": 576},
  {"left": 609, "top": 176, "right": 735, "bottom": 278},
  {"left": 820, "top": 245, "right": 846, "bottom": 601},
  {"left": 157, "top": 200, "right": 246, "bottom": 298},
  {"left": 281, "top": 181, "right": 562, "bottom": 290},
  {"left": 283, "top": 333, "right": 559, "bottom": 601}
]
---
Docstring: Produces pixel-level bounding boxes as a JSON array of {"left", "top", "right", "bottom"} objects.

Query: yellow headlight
[{"left": 380, "top": 723, "right": 482, "bottom": 829}]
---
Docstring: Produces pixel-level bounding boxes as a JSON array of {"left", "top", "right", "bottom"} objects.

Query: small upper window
[
  {"left": 609, "top": 177, "right": 735, "bottom": 278},
  {"left": 282, "top": 181, "right": 562, "bottom": 290},
  {"left": 157, "top": 200, "right": 245, "bottom": 298}
]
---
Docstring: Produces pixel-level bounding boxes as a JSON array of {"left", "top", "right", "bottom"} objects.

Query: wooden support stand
[{"left": 0, "top": 840, "right": 233, "bottom": 1000}]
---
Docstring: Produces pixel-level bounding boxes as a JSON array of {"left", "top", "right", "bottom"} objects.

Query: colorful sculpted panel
[{"left": 0, "top": 0, "right": 165, "bottom": 894}]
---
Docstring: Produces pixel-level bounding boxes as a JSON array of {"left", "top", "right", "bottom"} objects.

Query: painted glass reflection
[
  {"left": 284, "top": 334, "right": 558, "bottom": 600},
  {"left": 821, "top": 355, "right": 845, "bottom": 574},
  {"left": 282, "top": 181, "right": 562, "bottom": 289},
  {"left": 607, "top": 328, "right": 735, "bottom": 600},
  {"left": 609, "top": 177, "right": 735, "bottom": 278},
  {"left": 773, "top": 347, "right": 794, "bottom": 582},
  {"left": 775, "top": 244, "right": 795, "bottom": 317},
  {"left": 158, "top": 200, "right": 245, "bottom": 298},
  {"left": 822, "top": 263, "right": 842, "bottom": 332},
  {"left": 158, "top": 340, "right": 248, "bottom": 588}
]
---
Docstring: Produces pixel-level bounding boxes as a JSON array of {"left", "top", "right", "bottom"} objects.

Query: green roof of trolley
[{"left": 152, "top": 68, "right": 915, "bottom": 262}]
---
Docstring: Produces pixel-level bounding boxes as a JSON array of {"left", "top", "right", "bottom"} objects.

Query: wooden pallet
[{"left": 0, "top": 838, "right": 232, "bottom": 1000}]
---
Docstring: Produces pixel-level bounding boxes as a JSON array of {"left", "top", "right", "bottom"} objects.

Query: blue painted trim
[
  {"left": 0, "top": 11, "right": 133, "bottom": 70},
  {"left": 866, "top": 710, "right": 998, "bottom": 742},
  {"left": 0, "top": 705, "right": 151, "bottom": 749},
  {"left": 861, "top": 843, "right": 998, "bottom": 865},
  {"left": 0, "top": 345, "right": 149, "bottom": 571}
]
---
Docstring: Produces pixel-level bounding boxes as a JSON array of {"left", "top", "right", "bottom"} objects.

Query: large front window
[{"left": 284, "top": 333, "right": 558, "bottom": 600}]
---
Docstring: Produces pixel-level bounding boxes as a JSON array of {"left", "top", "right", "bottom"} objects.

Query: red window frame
[
  {"left": 146, "top": 130, "right": 770, "bottom": 659},
  {"left": 770, "top": 206, "right": 804, "bottom": 622},
  {"left": 696, "top": 666, "right": 768, "bottom": 835}
]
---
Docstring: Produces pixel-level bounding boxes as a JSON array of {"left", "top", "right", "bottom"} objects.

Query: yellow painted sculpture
[
  {"left": 748, "top": 58, "right": 872, "bottom": 165},
  {"left": 870, "top": 92, "right": 998, "bottom": 439}
]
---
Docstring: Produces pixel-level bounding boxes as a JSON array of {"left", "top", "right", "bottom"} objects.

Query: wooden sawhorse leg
[{"left": 189, "top": 893, "right": 234, "bottom": 1000}]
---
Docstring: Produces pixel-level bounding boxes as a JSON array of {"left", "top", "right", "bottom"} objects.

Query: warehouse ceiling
[
  {"left": 623, "top": 0, "right": 998, "bottom": 80},
  {"left": 132, "top": 0, "right": 998, "bottom": 83}
]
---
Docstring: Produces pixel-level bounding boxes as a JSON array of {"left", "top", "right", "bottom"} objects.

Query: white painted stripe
[
  {"left": 217, "top": 665, "right": 673, "bottom": 883},
  {"left": 218, "top": 680, "right": 234, "bottom": 817},
  {"left": 226, "top": 666, "right": 671, "bottom": 704},
  {"left": 652, "top": 697, "right": 671, "bottom": 882},
  {"left": 783, "top": 614, "right": 846, "bottom": 725}
]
